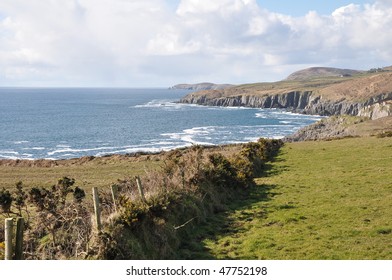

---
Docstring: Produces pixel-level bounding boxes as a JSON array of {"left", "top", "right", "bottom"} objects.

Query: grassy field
[
  {"left": 0, "top": 145, "right": 242, "bottom": 190},
  {"left": 1, "top": 137, "right": 391, "bottom": 259},
  {"left": 0, "top": 155, "right": 159, "bottom": 189},
  {"left": 199, "top": 136, "right": 392, "bottom": 259}
]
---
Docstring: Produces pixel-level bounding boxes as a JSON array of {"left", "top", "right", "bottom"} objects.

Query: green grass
[
  {"left": 0, "top": 155, "right": 160, "bottom": 189},
  {"left": 2, "top": 138, "right": 391, "bottom": 259},
  {"left": 199, "top": 137, "right": 392, "bottom": 259}
]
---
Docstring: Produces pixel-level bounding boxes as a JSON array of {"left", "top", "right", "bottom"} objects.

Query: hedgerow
[{"left": 0, "top": 139, "right": 283, "bottom": 259}]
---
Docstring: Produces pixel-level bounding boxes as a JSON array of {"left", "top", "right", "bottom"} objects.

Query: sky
[{"left": 0, "top": 0, "right": 391, "bottom": 87}]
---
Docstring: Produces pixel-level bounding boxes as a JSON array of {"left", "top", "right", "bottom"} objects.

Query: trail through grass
[{"left": 198, "top": 137, "right": 392, "bottom": 259}]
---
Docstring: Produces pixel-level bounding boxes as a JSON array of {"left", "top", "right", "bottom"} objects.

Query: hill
[{"left": 285, "top": 67, "right": 362, "bottom": 80}]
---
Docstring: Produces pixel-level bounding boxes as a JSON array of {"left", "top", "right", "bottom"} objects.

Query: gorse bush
[
  {"left": 376, "top": 131, "right": 392, "bottom": 138},
  {"left": 0, "top": 139, "right": 283, "bottom": 260},
  {"left": 204, "top": 153, "right": 240, "bottom": 189},
  {"left": 0, "top": 178, "right": 91, "bottom": 259},
  {"left": 0, "top": 188, "right": 13, "bottom": 214}
]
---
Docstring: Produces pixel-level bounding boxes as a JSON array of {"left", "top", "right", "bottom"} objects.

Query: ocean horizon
[{"left": 0, "top": 87, "right": 322, "bottom": 160}]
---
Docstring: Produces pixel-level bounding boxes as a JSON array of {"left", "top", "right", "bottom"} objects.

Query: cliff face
[
  {"left": 180, "top": 91, "right": 310, "bottom": 109},
  {"left": 179, "top": 70, "right": 392, "bottom": 119},
  {"left": 180, "top": 91, "right": 392, "bottom": 119}
]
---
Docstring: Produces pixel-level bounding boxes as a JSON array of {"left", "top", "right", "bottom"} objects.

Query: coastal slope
[{"left": 180, "top": 67, "right": 392, "bottom": 120}]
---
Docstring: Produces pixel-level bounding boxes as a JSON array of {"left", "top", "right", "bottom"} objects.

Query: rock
[{"left": 283, "top": 116, "right": 366, "bottom": 142}]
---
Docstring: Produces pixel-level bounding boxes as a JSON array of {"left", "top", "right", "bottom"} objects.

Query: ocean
[{"left": 0, "top": 88, "right": 322, "bottom": 160}]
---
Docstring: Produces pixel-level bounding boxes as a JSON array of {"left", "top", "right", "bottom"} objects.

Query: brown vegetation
[
  {"left": 0, "top": 139, "right": 283, "bottom": 260},
  {"left": 317, "top": 72, "right": 392, "bottom": 101}
]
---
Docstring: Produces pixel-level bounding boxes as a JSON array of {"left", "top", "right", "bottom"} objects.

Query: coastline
[{"left": 179, "top": 72, "right": 392, "bottom": 120}]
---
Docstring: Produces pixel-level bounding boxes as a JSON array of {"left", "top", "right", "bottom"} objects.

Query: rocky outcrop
[
  {"left": 283, "top": 116, "right": 362, "bottom": 142},
  {"left": 180, "top": 91, "right": 392, "bottom": 120},
  {"left": 284, "top": 115, "right": 392, "bottom": 142}
]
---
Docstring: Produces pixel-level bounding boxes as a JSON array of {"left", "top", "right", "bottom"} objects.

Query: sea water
[{"left": 0, "top": 88, "right": 321, "bottom": 160}]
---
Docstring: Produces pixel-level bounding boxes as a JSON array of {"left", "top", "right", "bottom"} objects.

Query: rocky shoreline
[
  {"left": 180, "top": 88, "right": 392, "bottom": 141},
  {"left": 179, "top": 70, "right": 392, "bottom": 120},
  {"left": 180, "top": 90, "right": 392, "bottom": 120},
  {"left": 283, "top": 115, "right": 392, "bottom": 142},
  {"left": 179, "top": 70, "right": 392, "bottom": 141}
]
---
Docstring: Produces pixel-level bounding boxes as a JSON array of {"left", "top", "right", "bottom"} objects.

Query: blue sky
[
  {"left": 167, "top": 0, "right": 376, "bottom": 15},
  {"left": 257, "top": 0, "right": 375, "bottom": 15},
  {"left": 0, "top": 0, "right": 391, "bottom": 87}
]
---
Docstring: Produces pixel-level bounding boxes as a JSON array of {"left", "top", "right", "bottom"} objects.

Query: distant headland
[{"left": 169, "top": 82, "right": 234, "bottom": 91}]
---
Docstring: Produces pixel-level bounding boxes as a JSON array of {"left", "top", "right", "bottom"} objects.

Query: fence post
[
  {"left": 92, "top": 187, "right": 102, "bottom": 232},
  {"left": 136, "top": 176, "right": 147, "bottom": 204},
  {"left": 110, "top": 184, "right": 118, "bottom": 212},
  {"left": 4, "top": 218, "right": 13, "bottom": 260},
  {"left": 15, "top": 217, "right": 24, "bottom": 260}
]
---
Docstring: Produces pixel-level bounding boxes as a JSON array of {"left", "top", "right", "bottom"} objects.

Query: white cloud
[
  {"left": 0, "top": 0, "right": 392, "bottom": 86},
  {"left": 0, "top": 0, "right": 171, "bottom": 85}
]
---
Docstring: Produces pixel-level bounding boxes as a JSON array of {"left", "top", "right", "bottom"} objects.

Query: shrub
[
  {"left": 14, "top": 181, "right": 28, "bottom": 216},
  {"left": 376, "top": 131, "right": 392, "bottom": 138},
  {"left": 25, "top": 177, "right": 91, "bottom": 259},
  {"left": 0, "top": 188, "right": 13, "bottom": 214},
  {"left": 204, "top": 153, "right": 240, "bottom": 189},
  {"left": 230, "top": 155, "right": 255, "bottom": 188},
  {"left": 0, "top": 241, "right": 5, "bottom": 260}
]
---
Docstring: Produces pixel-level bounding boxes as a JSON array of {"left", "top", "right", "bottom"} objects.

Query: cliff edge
[{"left": 180, "top": 68, "right": 392, "bottom": 120}]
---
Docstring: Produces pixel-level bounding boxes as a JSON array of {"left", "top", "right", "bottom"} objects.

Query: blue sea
[{"left": 0, "top": 88, "right": 321, "bottom": 160}]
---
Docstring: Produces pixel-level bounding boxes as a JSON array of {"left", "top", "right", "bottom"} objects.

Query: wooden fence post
[
  {"left": 4, "top": 218, "right": 13, "bottom": 260},
  {"left": 110, "top": 184, "right": 118, "bottom": 212},
  {"left": 14, "top": 217, "right": 24, "bottom": 260},
  {"left": 92, "top": 187, "right": 102, "bottom": 232},
  {"left": 136, "top": 176, "right": 147, "bottom": 204}
]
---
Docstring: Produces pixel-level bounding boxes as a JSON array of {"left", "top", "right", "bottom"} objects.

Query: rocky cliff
[
  {"left": 180, "top": 90, "right": 392, "bottom": 119},
  {"left": 180, "top": 72, "right": 392, "bottom": 120}
]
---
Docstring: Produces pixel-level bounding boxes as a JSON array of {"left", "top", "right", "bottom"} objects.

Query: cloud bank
[{"left": 0, "top": 0, "right": 391, "bottom": 86}]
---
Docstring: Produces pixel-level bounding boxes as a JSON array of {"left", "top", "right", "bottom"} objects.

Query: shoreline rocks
[{"left": 180, "top": 91, "right": 392, "bottom": 120}]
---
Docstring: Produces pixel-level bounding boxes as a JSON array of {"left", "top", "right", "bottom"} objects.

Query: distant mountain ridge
[
  {"left": 170, "top": 82, "right": 234, "bottom": 91},
  {"left": 285, "top": 67, "right": 362, "bottom": 80}
]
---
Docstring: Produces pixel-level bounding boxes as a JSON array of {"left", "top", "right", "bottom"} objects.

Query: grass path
[{"left": 201, "top": 137, "right": 392, "bottom": 259}]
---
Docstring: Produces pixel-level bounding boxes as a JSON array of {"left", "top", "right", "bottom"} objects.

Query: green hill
[{"left": 285, "top": 67, "right": 362, "bottom": 80}]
